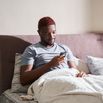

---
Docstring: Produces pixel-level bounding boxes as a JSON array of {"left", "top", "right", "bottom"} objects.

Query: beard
[
  {"left": 41, "top": 38, "right": 55, "bottom": 46},
  {"left": 47, "top": 38, "right": 55, "bottom": 45}
]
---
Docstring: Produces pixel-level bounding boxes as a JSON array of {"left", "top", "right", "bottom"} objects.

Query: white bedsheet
[
  {"left": 27, "top": 68, "right": 103, "bottom": 103},
  {"left": 1, "top": 89, "right": 36, "bottom": 103}
]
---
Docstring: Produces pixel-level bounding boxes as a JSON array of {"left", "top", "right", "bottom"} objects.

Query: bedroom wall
[
  {"left": 0, "top": 0, "right": 91, "bottom": 35},
  {"left": 91, "top": 0, "right": 103, "bottom": 32},
  {"left": 0, "top": 0, "right": 103, "bottom": 35}
]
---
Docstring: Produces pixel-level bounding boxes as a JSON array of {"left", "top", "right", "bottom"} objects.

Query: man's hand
[
  {"left": 76, "top": 71, "right": 87, "bottom": 77},
  {"left": 48, "top": 55, "right": 65, "bottom": 68}
]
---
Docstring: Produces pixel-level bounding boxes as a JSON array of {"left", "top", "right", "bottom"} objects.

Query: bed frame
[{"left": 0, "top": 33, "right": 103, "bottom": 95}]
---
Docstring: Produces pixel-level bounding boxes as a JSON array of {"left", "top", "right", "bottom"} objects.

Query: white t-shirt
[{"left": 21, "top": 42, "right": 75, "bottom": 70}]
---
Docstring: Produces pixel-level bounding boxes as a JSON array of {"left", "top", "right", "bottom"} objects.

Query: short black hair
[{"left": 38, "top": 17, "right": 55, "bottom": 30}]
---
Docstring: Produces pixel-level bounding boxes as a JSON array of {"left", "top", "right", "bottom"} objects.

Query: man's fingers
[
  {"left": 59, "top": 56, "right": 65, "bottom": 60},
  {"left": 76, "top": 71, "right": 86, "bottom": 77}
]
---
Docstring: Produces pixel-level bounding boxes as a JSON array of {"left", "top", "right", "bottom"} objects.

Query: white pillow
[
  {"left": 74, "top": 58, "right": 89, "bottom": 74},
  {"left": 11, "top": 53, "right": 29, "bottom": 93},
  {"left": 87, "top": 56, "right": 103, "bottom": 75}
]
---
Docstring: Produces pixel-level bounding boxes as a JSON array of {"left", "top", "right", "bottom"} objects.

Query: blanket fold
[{"left": 26, "top": 69, "right": 103, "bottom": 103}]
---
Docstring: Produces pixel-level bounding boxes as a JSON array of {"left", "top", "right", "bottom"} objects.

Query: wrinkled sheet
[
  {"left": 0, "top": 89, "right": 36, "bottom": 103},
  {"left": 27, "top": 69, "right": 103, "bottom": 103}
]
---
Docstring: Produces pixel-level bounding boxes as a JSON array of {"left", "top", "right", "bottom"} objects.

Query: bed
[{"left": 0, "top": 33, "right": 103, "bottom": 103}]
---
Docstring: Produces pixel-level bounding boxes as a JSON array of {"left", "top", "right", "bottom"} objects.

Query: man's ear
[
  {"left": 37, "top": 30, "right": 42, "bottom": 36},
  {"left": 37, "top": 30, "right": 39, "bottom": 33}
]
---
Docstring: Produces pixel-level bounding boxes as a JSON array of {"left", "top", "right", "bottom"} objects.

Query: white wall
[
  {"left": 91, "top": 0, "right": 103, "bottom": 32},
  {"left": 0, "top": 0, "right": 100, "bottom": 35}
]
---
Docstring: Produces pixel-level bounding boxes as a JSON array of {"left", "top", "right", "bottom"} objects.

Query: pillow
[
  {"left": 11, "top": 53, "right": 29, "bottom": 93},
  {"left": 74, "top": 58, "right": 90, "bottom": 74},
  {"left": 87, "top": 56, "right": 103, "bottom": 75}
]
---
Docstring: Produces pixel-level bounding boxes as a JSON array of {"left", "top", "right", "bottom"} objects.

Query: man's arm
[
  {"left": 67, "top": 61, "right": 77, "bottom": 68},
  {"left": 20, "top": 63, "right": 52, "bottom": 85},
  {"left": 68, "top": 61, "right": 86, "bottom": 77},
  {"left": 20, "top": 55, "right": 65, "bottom": 85}
]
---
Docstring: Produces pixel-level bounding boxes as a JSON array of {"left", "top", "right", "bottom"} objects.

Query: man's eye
[{"left": 53, "top": 31, "right": 56, "bottom": 34}]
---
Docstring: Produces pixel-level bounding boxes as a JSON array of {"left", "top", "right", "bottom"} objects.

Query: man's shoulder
[
  {"left": 56, "top": 43, "right": 69, "bottom": 49},
  {"left": 29, "top": 42, "right": 41, "bottom": 47},
  {"left": 26, "top": 42, "right": 41, "bottom": 50}
]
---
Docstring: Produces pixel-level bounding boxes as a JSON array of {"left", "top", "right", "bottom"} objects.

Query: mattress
[{"left": 0, "top": 89, "right": 37, "bottom": 103}]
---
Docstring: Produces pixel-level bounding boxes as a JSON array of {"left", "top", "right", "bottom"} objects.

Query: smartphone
[{"left": 60, "top": 52, "right": 66, "bottom": 57}]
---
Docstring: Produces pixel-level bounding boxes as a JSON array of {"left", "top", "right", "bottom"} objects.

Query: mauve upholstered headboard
[{"left": 0, "top": 33, "right": 103, "bottom": 94}]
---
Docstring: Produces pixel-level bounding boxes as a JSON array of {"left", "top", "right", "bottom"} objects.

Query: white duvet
[{"left": 27, "top": 68, "right": 103, "bottom": 103}]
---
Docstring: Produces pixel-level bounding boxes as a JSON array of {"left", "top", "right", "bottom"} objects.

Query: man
[{"left": 20, "top": 17, "right": 86, "bottom": 86}]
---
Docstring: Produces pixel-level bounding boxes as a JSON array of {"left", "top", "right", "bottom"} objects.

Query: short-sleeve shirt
[{"left": 21, "top": 42, "right": 75, "bottom": 70}]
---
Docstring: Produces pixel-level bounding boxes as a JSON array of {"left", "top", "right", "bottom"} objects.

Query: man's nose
[{"left": 49, "top": 33, "right": 55, "bottom": 38}]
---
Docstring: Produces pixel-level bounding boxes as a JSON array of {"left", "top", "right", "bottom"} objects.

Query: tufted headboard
[{"left": 0, "top": 33, "right": 103, "bottom": 94}]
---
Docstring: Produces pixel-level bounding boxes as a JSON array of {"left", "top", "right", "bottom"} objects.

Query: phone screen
[{"left": 60, "top": 52, "right": 66, "bottom": 57}]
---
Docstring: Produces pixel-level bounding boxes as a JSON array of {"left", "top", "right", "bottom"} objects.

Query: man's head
[{"left": 38, "top": 17, "right": 56, "bottom": 46}]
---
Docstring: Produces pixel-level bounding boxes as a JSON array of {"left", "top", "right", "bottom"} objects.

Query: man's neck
[{"left": 40, "top": 41, "right": 54, "bottom": 48}]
